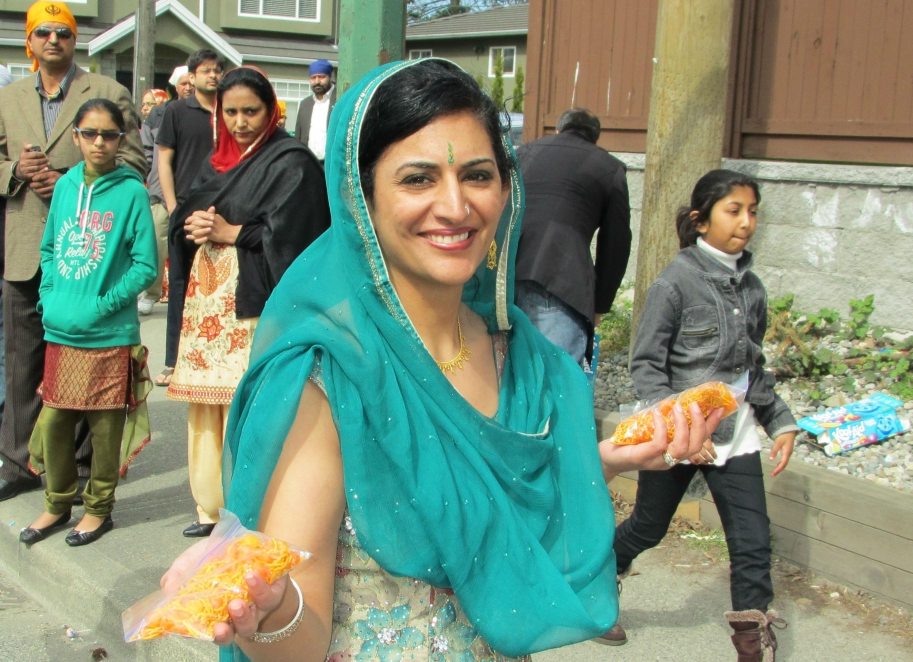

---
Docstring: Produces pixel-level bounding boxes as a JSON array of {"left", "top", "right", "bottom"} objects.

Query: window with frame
[
  {"left": 239, "top": 0, "right": 319, "bottom": 21},
  {"left": 7, "top": 64, "right": 33, "bottom": 82},
  {"left": 488, "top": 46, "right": 516, "bottom": 77},
  {"left": 271, "top": 79, "right": 311, "bottom": 135},
  {"left": 409, "top": 49, "right": 433, "bottom": 60}
]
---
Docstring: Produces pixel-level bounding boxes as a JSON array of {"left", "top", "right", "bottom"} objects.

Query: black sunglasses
[
  {"left": 75, "top": 128, "right": 124, "bottom": 142},
  {"left": 33, "top": 27, "right": 74, "bottom": 40}
]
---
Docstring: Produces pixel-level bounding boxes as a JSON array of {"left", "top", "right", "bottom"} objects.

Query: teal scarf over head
[{"left": 221, "top": 59, "right": 618, "bottom": 660}]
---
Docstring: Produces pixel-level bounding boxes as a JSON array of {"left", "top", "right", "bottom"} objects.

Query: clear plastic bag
[
  {"left": 608, "top": 379, "right": 747, "bottom": 446},
  {"left": 123, "top": 509, "right": 311, "bottom": 642}
]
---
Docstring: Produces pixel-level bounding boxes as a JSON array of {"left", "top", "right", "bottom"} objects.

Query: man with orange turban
[
  {"left": 25, "top": 1, "right": 78, "bottom": 71},
  {"left": 0, "top": 1, "right": 145, "bottom": 505}
]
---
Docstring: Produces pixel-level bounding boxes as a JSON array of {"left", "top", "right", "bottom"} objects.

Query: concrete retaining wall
[{"left": 615, "top": 154, "right": 913, "bottom": 331}]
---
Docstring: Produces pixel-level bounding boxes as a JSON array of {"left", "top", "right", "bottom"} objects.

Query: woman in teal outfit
[{"left": 162, "top": 59, "right": 720, "bottom": 662}]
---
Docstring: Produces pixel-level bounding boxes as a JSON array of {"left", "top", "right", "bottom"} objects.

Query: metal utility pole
[
  {"left": 337, "top": 0, "right": 406, "bottom": 96},
  {"left": 133, "top": 0, "right": 156, "bottom": 102},
  {"left": 631, "top": 0, "right": 736, "bottom": 342}
]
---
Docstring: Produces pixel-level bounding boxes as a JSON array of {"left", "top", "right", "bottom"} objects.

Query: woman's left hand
[
  {"left": 598, "top": 402, "right": 725, "bottom": 481},
  {"left": 184, "top": 206, "right": 241, "bottom": 245}
]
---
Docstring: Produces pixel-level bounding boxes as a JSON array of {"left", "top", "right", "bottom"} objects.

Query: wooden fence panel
[{"left": 739, "top": 0, "right": 913, "bottom": 164}]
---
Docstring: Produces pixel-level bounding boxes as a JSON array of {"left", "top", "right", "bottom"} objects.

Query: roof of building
[{"left": 406, "top": 3, "right": 528, "bottom": 41}]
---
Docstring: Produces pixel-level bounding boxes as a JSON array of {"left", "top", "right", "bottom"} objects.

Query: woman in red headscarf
[{"left": 165, "top": 67, "right": 330, "bottom": 538}]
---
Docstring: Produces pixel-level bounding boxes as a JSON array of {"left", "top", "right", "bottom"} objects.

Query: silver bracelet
[
  {"left": 662, "top": 451, "right": 678, "bottom": 467},
  {"left": 248, "top": 577, "right": 304, "bottom": 644}
]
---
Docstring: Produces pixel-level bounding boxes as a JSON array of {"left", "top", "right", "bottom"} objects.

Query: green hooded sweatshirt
[{"left": 39, "top": 162, "right": 157, "bottom": 348}]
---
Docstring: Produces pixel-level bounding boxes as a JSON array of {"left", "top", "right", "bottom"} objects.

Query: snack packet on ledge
[
  {"left": 123, "top": 509, "right": 311, "bottom": 642},
  {"left": 608, "top": 380, "right": 747, "bottom": 445}
]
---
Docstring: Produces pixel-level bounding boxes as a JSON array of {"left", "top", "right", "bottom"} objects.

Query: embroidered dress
[
  {"left": 167, "top": 243, "right": 257, "bottom": 405},
  {"left": 41, "top": 344, "right": 130, "bottom": 410},
  {"left": 328, "top": 514, "right": 529, "bottom": 662}
]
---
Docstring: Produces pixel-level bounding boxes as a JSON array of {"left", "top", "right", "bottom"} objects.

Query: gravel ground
[{"left": 595, "top": 346, "right": 913, "bottom": 494}]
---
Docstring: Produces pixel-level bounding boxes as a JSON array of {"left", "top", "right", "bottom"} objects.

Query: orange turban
[
  {"left": 25, "top": 1, "right": 78, "bottom": 71},
  {"left": 277, "top": 100, "right": 287, "bottom": 117}
]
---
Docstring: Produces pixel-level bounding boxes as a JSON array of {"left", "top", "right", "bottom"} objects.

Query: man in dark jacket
[
  {"left": 515, "top": 108, "right": 632, "bottom": 370},
  {"left": 293, "top": 59, "right": 336, "bottom": 163}
]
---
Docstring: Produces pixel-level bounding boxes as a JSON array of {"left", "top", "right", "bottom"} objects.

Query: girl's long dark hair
[{"left": 676, "top": 169, "right": 760, "bottom": 248}]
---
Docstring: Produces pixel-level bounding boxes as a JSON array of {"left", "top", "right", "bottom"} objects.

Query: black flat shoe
[
  {"left": 0, "top": 476, "right": 42, "bottom": 502},
  {"left": 65, "top": 516, "right": 113, "bottom": 547},
  {"left": 182, "top": 521, "right": 216, "bottom": 538},
  {"left": 19, "top": 510, "right": 72, "bottom": 545}
]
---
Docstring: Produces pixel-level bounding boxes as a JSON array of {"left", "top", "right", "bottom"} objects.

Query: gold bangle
[{"left": 248, "top": 578, "right": 303, "bottom": 644}]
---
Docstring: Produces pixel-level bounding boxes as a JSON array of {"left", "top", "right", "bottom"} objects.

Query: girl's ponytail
[{"left": 674, "top": 169, "right": 761, "bottom": 249}]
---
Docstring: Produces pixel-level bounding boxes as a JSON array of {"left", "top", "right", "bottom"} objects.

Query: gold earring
[{"left": 487, "top": 240, "right": 497, "bottom": 270}]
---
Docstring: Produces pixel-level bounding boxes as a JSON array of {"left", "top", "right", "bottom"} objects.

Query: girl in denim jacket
[{"left": 614, "top": 170, "right": 799, "bottom": 662}]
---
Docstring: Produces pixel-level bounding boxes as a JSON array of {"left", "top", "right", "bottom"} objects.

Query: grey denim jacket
[{"left": 630, "top": 246, "right": 797, "bottom": 445}]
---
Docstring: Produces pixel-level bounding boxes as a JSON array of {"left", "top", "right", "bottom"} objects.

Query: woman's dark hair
[
  {"left": 74, "top": 98, "right": 126, "bottom": 133},
  {"left": 217, "top": 67, "right": 276, "bottom": 116},
  {"left": 675, "top": 169, "right": 761, "bottom": 249},
  {"left": 358, "top": 59, "right": 513, "bottom": 202}
]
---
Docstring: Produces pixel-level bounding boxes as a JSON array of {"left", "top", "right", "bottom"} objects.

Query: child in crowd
[
  {"left": 20, "top": 98, "right": 157, "bottom": 547},
  {"left": 614, "top": 170, "right": 798, "bottom": 661}
]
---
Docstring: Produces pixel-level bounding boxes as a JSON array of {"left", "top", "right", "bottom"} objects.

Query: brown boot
[
  {"left": 593, "top": 570, "right": 631, "bottom": 645},
  {"left": 725, "top": 609, "right": 787, "bottom": 662}
]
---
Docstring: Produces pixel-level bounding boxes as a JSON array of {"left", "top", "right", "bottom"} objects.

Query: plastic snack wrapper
[
  {"left": 609, "top": 378, "right": 747, "bottom": 446},
  {"left": 123, "top": 509, "right": 311, "bottom": 642}
]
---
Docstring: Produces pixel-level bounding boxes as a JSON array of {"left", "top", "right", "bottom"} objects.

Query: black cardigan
[{"left": 165, "top": 130, "right": 330, "bottom": 366}]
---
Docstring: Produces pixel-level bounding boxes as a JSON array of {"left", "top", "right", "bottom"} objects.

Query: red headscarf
[{"left": 210, "top": 66, "right": 281, "bottom": 174}]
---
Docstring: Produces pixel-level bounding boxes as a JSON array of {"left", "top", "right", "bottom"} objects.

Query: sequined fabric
[
  {"left": 40, "top": 342, "right": 130, "bottom": 410},
  {"left": 327, "top": 513, "right": 531, "bottom": 662}
]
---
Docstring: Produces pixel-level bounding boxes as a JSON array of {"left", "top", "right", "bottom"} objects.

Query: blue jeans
[{"left": 516, "top": 281, "right": 590, "bottom": 369}]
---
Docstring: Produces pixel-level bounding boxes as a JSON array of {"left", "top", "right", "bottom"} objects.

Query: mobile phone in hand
[{"left": 27, "top": 145, "right": 43, "bottom": 152}]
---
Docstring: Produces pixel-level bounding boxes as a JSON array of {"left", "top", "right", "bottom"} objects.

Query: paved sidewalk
[{"left": 0, "top": 309, "right": 910, "bottom": 661}]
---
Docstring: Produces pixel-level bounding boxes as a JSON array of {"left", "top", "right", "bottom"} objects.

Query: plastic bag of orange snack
[
  {"left": 123, "top": 509, "right": 311, "bottom": 642},
  {"left": 608, "top": 380, "right": 747, "bottom": 445}
]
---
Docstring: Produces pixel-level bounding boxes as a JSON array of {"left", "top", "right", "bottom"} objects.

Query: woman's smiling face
[{"left": 367, "top": 111, "right": 510, "bottom": 292}]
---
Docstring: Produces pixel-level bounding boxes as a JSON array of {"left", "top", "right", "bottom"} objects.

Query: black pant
[
  {"left": 0, "top": 273, "right": 92, "bottom": 483},
  {"left": 614, "top": 451, "right": 774, "bottom": 611}
]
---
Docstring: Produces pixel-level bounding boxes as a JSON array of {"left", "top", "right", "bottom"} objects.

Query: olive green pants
[{"left": 29, "top": 406, "right": 126, "bottom": 517}]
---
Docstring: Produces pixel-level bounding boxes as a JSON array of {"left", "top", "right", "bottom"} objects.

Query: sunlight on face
[
  {"left": 698, "top": 185, "right": 758, "bottom": 254},
  {"left": 368, "top": 111, "right": 510, "bottom": 293},
  {"left": 221, "top": 86, "right": 270, "bottom": 148}
]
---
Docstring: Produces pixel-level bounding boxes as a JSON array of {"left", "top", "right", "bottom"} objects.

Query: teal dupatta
[{"left": 221, "top": 60, "right": 618, "bottom": 660}]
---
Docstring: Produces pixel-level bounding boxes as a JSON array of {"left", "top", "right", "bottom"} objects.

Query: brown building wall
[{"left": 526, "top": 0, "right": 913, "bottom": 165}]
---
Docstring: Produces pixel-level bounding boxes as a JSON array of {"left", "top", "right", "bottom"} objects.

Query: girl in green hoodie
[{"left": 20, "top": 98, "right": 157, "bottom": 547}]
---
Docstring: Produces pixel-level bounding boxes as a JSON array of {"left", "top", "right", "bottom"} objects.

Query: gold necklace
[{"left": 436, "top": 319, "right": 471, "bottom": 374}]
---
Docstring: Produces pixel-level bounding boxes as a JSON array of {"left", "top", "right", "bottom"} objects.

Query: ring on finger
[{"left": 662, "top": 451, "right": 678, "bottom": 467}]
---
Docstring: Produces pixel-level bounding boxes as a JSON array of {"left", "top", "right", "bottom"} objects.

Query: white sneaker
[{"left": 138, "top": 296, "right": 155, "bottom": 316}]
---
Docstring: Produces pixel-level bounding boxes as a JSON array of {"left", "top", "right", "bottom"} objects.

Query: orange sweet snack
[
  {"left": 608, "top": 381, "right": 740, "bottom": 446},
  {"left": 131, "top": 533, "right": 303, "bottom": 641}
]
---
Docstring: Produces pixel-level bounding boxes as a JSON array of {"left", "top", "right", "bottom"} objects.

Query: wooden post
[
  {"left": 133, "top": 0, "right": 156, "bottom": 103},
  {"left": 337, "top": 0, "right": 406, "bottom": 97},
  {"left": 631, "top": 0, "right": 736, "bottom": 344}
]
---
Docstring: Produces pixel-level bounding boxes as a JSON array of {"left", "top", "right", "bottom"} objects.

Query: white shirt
[
  {"left": 308, "top": 86, "right": 334, "bottom": 161},
  {"left": 694, "top": 237, "right": 761, "bottom": 465}
]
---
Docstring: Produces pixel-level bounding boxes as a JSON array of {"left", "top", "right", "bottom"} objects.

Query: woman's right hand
[
  {"left": 598, "top": 402, "right": 724, "bottom": 480},
  {"left": 183, "top": 206, "right": 217, "bottom": 245},
  {"left": 160, "top": 539, "right": 290, "bottom": 646}
]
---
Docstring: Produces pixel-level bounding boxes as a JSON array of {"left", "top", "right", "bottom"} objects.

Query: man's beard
[{"left": 312, "top": 83, "right": 330, "bottom": 95}]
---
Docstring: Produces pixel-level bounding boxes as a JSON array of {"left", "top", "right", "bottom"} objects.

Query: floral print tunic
[
  {"left": 327, "top": 513, "right": 530, "bottom": 662},
  {"left": 167, "top": 243, "right": 258, "bottom": 405}
]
